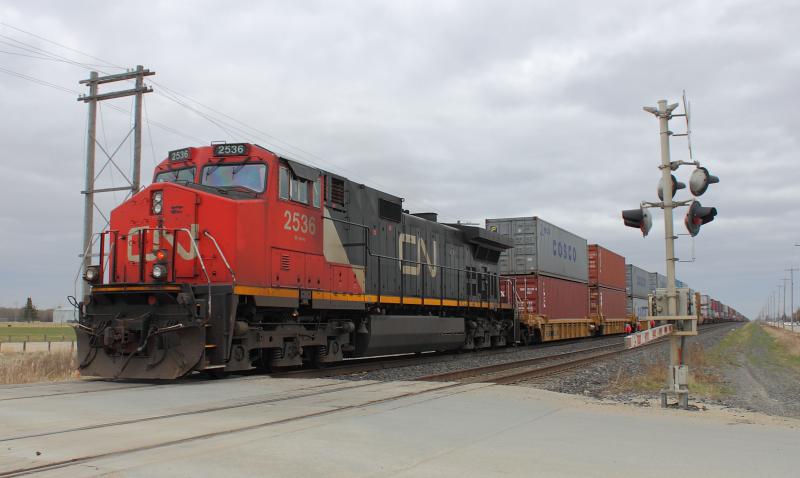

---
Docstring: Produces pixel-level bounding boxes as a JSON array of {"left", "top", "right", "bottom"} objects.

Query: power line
[
  {"left": 0, "top": 22, "right": 123, "bottom": 70},
  {"left": 0, "top": 65, "right": 77, "bottom": 93},
  {"left": 0, "top": 34, "right": 118, "bottom": 74},
  {"left": 0, "top": 49, "right": 111, "bottom": 67},
  {"left": 0, "top": 22, "right": 465, "bottom": 220}
]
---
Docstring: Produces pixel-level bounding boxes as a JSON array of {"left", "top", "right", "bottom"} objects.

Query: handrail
[
  {"left": 203, "top": 231, "right": 236, "bottom": 284},
  {"left": 173, "top": 227, "right": 213, "bottom": 317},
  {"left": 204, "top": 230, "right": 238, "bottom": 361}
]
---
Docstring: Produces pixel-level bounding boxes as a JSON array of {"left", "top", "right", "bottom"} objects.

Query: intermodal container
[
  {"left": 588, "top": 245, "right": 626, "bottom": 290},
  {"left": 486, "top": 217, "right": 588, "bottom": 283},
  {"left": 711, "top": 299, "right": 722, "bottom": 320},
  {"left": 648, "top": 272, "right": 667, "bottom": 292},
  {"left": 626, "top": 264, "right": 650, "bottom": 299},
  {"left": 589, "top": 286, "right": 627, "bottom": 318},
  {"left": 500, "top": 274, "right": 589, "bottom": 319},
  {"left": 627, "top": 297, "right": 649, "bottom": 318}
]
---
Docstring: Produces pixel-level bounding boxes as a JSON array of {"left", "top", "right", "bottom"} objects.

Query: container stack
[
  {"left": 648, "top": 272, "right": 667, "bottom": 292},
  {"left": 626, "top": 264, "right": 650, "bottom": 318},
  {"left": 488, "top": 217, "right": 588, "bottom": 319},
  {"left": 700, "top": 294, "right": 711, "bottom": 324},
  {"left": 587, "top": 245, "right": 627, "bottom": 318}
]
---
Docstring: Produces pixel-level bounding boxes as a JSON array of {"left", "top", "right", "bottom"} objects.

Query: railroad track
[{"left": 416, "top": 322, "right": 737, "bottom": 385}]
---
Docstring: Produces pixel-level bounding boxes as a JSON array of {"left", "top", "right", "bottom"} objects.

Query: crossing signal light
[
  {"left": 685, "top": 200, "right": 717, "bottom": 237},
  {"left": 657, "top": 174, "right": 686, "bottom": 201},
  {"left": 689, "top": 167, "right": 719, "bottom": 196},
  {"left": 622, "top": 206, "right": 652, "bottom": 237}
]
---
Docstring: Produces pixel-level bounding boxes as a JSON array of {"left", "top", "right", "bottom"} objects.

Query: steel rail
[{"left": 416, "top": 344, "right": 624, "bottom": 382}]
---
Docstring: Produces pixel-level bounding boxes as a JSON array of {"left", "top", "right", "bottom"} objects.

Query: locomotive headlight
[
  {"left": 83, "top": 265, "right": 100, "bottom": 283},
  {"left": 152, "top": 191, "right": 163, "bottom": 215},
  {"left": 151, "top": 263, "right": 167, "bottom": 280}
]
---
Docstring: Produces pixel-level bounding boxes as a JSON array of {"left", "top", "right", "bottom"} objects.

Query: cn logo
[
  {"left": 398, "top": 233, "right": 438, "bottom": 277},
  {"left": 126, "top": 224, "right": 199, "bottom": 262}
]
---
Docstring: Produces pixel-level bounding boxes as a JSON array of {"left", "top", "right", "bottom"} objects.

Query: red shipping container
[
  {"left": 589, "top": 286, "right": 628, "bottom": 318},
  {"left": 587, "top": 245, "right": 626, "bottom": 290},
  {"left": 500, "top": 274, "right": 588, "bottom": 319}
]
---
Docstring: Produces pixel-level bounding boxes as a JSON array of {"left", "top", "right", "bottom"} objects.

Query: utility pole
[
  {"left": 781, "top": 278, "right": 789, "bottom": 327},
  {"left": 81, "top": 71, "right": 98, "bottom": 299},
  {"left": 78, "top": 65, "right": 154, "bottom": 298},
  {"left": 787, "top": 268, "right": 797, "bottom": 332}
]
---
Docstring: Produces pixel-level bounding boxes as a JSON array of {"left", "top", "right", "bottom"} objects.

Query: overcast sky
[{"left": 1, "top": 0, "right": 797, "bottom": 319}]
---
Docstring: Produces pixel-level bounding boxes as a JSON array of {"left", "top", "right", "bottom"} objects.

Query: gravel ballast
[{"left": 338, "top": 335, "right": 625, "bottom": 382}]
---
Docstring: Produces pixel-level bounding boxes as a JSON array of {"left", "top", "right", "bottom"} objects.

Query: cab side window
[
  {"left": 279, "top": 166, "right": 320, "bottom": 207},
  {"left": 279, "top": 167, "right": 290, "bottom": 200}
]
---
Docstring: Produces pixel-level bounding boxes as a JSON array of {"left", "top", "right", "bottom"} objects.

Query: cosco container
[
  {"left": 500, "top": 274, "right": 589, "bottom": 319},
  {"left": 588, "top": 245, "right": 626, "bottom": 290},
  {"left": 487, "top": 217, "right": 588, "bottom": 283},
  {"left": 589, "top": 286, "right": 627, "bottom": 318},
  {"left": 626, "top": 264, "right": 650, "bottom": 299},
  {"left": 627, "top": 297, "right": 650, "bottom": 318}
]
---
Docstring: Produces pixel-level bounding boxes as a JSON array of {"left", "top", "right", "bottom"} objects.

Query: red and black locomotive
[{"left": 76, "top": 143, "right": 515, "bottom": 379}]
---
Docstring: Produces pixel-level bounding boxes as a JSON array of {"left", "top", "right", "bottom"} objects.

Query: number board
[
  {"left": 168, "top": 148, "right": 192, "bottom": 162},
  {"left": 212, "top": 143, "right": 249, "bottom": 157}
]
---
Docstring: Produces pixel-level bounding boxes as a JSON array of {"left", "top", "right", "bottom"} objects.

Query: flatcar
[{"left": 76, "top": 143, "right": 516, "bottom": 379}]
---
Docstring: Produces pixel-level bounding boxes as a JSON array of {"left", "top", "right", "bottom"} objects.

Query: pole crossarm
[
  {"left": 81, "top": 186, "right": 132, "bottom": 194},
  {"left": 643, "top": 200, "right": 692, "bottom": 209},
  {"left": 79, "top": 68, "right": 154, "bottom": 85},
  {"left": 78, "top": 86, "right": 153, "bottom": 103}
]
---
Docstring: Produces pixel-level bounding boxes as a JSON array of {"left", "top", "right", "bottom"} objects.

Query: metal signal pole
[
  {"left": 654, "top": 100, "right": 684, "bottom": 379},
  {"left": 79, "top": 65, "right": 154, "bottom": 298},
  {"left": 639, "top": 98, "right": 708, "bottom": 409}
]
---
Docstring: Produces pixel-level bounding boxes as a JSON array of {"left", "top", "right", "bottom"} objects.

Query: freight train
[{"left": 75, "top": 143, "right": 743, "bottom": 380}]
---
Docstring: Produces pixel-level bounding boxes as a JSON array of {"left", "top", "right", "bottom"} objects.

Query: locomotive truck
[{"left": 76, "top": 143, "right": 517, "bottom": 379}]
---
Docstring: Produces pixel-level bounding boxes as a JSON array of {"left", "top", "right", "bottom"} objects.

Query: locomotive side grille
[
  {"left": 330, "top": 177, "right": 345, "bottom": 206},
  {"left": 280, "top": 254, "right": 291, "bottom": 271}
]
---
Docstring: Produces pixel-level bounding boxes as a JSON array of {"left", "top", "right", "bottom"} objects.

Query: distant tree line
[{"left": 0, "top": 298, "right": 54, "bottom": 322}]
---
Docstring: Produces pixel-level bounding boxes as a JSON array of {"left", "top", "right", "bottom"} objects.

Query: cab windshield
[
  {"left": 155, "top": 167, "right": 196, "bottom": 183},
  {"left": 202, "top": 163, "right": 267, "bottom": 193}
]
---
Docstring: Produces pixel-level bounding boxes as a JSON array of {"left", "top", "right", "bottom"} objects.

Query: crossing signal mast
[{"left": 621, "top": 92, "right": 720, "bottom": 408}]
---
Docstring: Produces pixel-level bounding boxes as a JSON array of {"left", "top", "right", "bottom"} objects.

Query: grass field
[{"left": 0, "top": 324, "right": 76, "bottom": 342}]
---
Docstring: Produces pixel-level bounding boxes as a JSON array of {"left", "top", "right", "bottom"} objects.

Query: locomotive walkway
[{"left": 0, "top": 373, "right": 797, "bottom": 476}]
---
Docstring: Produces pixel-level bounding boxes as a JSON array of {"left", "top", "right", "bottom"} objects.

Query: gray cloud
[{"left": 0, "top": 0, "right": 797, "bottom": 318}]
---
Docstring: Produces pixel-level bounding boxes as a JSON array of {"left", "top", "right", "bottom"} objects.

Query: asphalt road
[{"left": 1, "top": 376, "right": 798, "bottom": 477}]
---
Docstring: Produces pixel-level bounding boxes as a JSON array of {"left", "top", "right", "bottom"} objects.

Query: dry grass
[
  {"left": 763, "top": 326, "right": 800, "bottom": 358},
  {"left": 0, "top": 351, "right": 79, "bottom": 385},
  {"left": 609, "top": 342, "right": 729, "bottom": 400}
]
